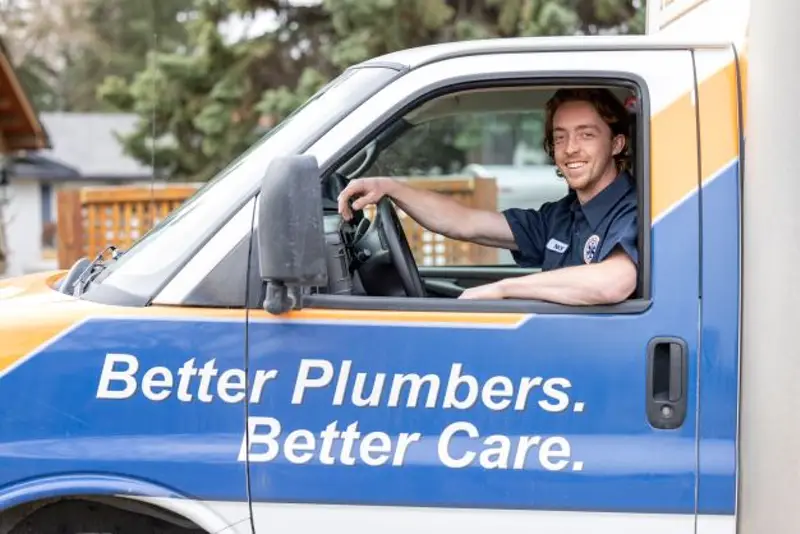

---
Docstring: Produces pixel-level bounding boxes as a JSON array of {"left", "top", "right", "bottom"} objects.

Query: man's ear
[{"left": 611, "top": 134, "right": 626, "bottom": 156}]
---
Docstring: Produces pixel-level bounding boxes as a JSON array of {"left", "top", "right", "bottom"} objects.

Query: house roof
[
  {"left": 0, "top": 38, "right": 50, "bottom": 152},
  {"left": 9, "top": 153, "right": 80, "bottom": 181},
  {"left": 37, "top": 112, "right": 153, "bottom": 179}
]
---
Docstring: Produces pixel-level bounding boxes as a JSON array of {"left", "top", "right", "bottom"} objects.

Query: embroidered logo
[
  {"left": 546, "top": 238, "right": 569, "bottom": 254},
  {"left": 583, "top": 234, "right": 601, "bottom": 263}
]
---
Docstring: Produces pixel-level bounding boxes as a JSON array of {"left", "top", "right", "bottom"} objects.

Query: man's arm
[
  {"left": 338, "top": 177, "right": 516, "bottom": 249},
  {"left": 459, "top": 247, "right": 637, "bottom": 305}
]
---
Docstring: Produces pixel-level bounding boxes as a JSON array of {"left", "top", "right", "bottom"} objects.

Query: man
[{"left": 337, "top": 87, "right": 638, "bottom": 305}]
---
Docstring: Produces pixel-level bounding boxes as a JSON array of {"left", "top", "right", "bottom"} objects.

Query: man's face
[{"left": 551, "top": 100, "right": 624, "bottom": 195}]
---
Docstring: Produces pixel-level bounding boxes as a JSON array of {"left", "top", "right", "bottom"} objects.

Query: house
[
  {"left": 2, "top": 112, "right": 154, "bottom": 276},
  {"left": 0, "top": 39, "right": 50, "bottom": 277}
]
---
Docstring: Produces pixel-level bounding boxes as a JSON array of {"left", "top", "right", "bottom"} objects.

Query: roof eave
[{"left": 0, "top": 39, "right": 51, "bottom": 154}]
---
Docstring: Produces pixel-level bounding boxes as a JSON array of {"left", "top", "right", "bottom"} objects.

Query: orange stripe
[
  {"left": 651, "top": 49, "right": 745, "bottom": 222},
  {"left": 651, "top": 92, "right": 699, "bottom": 220},
  {"left": 247, "top": 308, "right": 525, "bottom": 325},
  {"left": 697, "top": 61, "right": 741, "bottom": 183},
  {"left": 0, "top": 300, "right": 525, "bottom": 375}
]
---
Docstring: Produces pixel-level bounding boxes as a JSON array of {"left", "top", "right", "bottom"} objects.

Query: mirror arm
[{"left": 263, "top": 280, "right": 298, "bottom": 315}]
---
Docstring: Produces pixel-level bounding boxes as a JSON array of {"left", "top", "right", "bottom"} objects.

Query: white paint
[
  {"left": 153, "top": 196, "right": 256, "bottom": 305},
  {"left": 2, "top": 179, "right": 46, "bottom": 277},
  {"left": 137, "top": 498, "right": 736, "bottom": 534}
]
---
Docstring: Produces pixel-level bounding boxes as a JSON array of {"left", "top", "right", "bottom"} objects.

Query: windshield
[{"left": 83, "top": 65, "right": 399, "bottom": 304}]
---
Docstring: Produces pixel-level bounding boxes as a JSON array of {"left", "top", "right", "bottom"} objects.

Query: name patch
[{"left": 546, "top": 238, "right": 569, "bottom": 254}]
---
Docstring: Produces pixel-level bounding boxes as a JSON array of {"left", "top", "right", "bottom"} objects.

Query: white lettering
[
  {"left": 97, "top": 353, "right": 139, "bottom": 399},
  {"left": 351, "top": 372, "right": 385, "bottom": 407},
  {"left": 442, "top": 364, "right": 478, "bottom": 409},
  {"left": 480, "top": 435, "right": 510, "bottom": 469},
  {"left": 360, "top": 431, "right": 391, "bottom": 466},
  {"left": 176, "top": 358, "right": 199, "bottom": 402},
  {"left": 539, "top": 378, "right": 572, "bottom": 412},
  {"left": 393, "top": 432, "right": 421, "bottom": 466},
  {"left": 217, "top": 369, "right": 246, "bottom": 403},
  {"left": 238, "top": 416, "right": 280, "bottom": 462},
  {"left": 197, "top": 358, "right": 219, "bottom": 403},
  {"left": 141, "top": 366, "right": 172, "bottom": 401},
  {"left": 481, "top": 375, "right": 513, "bottom": 411},
  {"left": 332, "top": 360, "right": 351, "bottom": 406},
  {"left": 539, "top": 436, "right": 571, "bottom": 471},
  {"left": 514, "top": 376, "right": 544, "bottom": 410},
  {"left": 249, "top": 369, "right": 278, "bottom": 403},
  {"left": 241, "top": 418, "right": 420, "bottom": 467},
  {"left": 438, "top": 422, "right": 575, "bottom": 471},
  {"left": 438, "top": 421, "right": 478, "bottom": 468},
  {"left": 387, "top": 373, "right": 440, "bottom": 408},
  {"left": 292, "top": 359, "right": 333, "bottom": 404},
  {"left": 339, "top": 422, "right": 361, "bottom": 465},
  {"left": 284, "top": 429, "right": 315, "bottom": 464}
]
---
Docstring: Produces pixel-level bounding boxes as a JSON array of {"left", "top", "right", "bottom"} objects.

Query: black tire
[{"left": 9, "top": 499, "right": 206, "bottom": 534}]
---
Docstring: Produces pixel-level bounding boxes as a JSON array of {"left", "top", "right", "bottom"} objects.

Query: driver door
[{"left": 243, "top": 48, "right": 702, "bottom": 533}]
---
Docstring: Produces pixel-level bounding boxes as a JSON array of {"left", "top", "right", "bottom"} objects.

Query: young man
[{"left": 336, "top": 87, "right": 638, "bottom": 305}]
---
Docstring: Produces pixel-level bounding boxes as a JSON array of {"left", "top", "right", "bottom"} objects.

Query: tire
[{"left": 9, "top": 499, "right": 206, "bottom": 534}]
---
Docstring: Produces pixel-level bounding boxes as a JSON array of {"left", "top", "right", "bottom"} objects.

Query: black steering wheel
[{"left": 351, "top": 197, "right": 425, "bottom": 298}]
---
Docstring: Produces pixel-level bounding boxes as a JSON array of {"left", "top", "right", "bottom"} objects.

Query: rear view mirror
[{"left": 257, "top": 155, "right": 327, "bottom": 314}]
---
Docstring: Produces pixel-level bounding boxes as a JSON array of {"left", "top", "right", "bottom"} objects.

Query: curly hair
[{"left": 542, "top": 87, "right": 631, "bottom": 173}]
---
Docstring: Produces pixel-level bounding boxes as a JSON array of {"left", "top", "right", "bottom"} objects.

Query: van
[{"left": 0, "top": 0, "right": 752, "bottom": 532}]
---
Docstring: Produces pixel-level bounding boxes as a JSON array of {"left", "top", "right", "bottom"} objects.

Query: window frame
[
  {"left": 303, "top": 70, "right": 652, "bottom": 315},
  {"left": 154, "top": 63, "right": 655, "bottom": 315}
]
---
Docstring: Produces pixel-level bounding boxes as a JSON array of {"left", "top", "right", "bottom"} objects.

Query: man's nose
[{"left": 565, "top": 136, "right": 579, "bottom": 154}]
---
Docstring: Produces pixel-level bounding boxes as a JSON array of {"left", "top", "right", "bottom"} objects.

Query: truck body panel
[{"left": 0, "top": 1, "right": 750, "bottom": 532}]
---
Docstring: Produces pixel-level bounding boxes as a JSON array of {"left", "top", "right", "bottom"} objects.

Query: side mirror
[{"left": 257, "top": 155, "right": 327, "bottom": 314}]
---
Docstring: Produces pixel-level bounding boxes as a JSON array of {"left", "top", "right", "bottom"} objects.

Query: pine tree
[{"left": 100, "top": 0, "right": 644, "bottom": 181}]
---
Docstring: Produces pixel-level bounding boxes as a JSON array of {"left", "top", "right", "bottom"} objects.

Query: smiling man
[{"left": 337, "top": 87, "right": 638, "bottom": 305}]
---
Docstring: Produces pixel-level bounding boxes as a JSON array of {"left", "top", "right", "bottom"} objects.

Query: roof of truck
[{"left": 361, "top": 34, "right": 736, "bottom": 71}]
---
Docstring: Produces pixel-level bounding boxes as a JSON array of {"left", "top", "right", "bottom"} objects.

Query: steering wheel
[
  {"left": 377, "top": 198, "right": 425, "bottom": 297},
  {"left": 351, "top": 197, "right": 425, "bottom": 298}
]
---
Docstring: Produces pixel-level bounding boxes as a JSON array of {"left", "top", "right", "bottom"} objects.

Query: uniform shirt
[{"left": 502, "top": 171, "right": 638, "bottom": 270}]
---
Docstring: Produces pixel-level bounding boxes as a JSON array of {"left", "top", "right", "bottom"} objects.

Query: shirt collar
[{"left": 571, "top": 171, "right": 634, "bottom": 230}]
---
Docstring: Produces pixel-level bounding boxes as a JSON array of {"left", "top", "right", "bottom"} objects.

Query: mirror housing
[{"left": 257, "top": 155, "right": 327, "bottom": 314}]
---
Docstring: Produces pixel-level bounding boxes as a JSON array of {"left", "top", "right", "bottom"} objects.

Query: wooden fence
[{"left": 56, "top": 177, "right": 497, "bottom": 269}]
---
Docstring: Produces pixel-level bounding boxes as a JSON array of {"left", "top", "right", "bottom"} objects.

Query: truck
[{"left": 0, "top": 0, "right": 758, "bottom": 532}]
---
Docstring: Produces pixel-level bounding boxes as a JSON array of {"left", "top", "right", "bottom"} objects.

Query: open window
[{"left": 304, "top": 77, "right": 649, "bottom": 314}]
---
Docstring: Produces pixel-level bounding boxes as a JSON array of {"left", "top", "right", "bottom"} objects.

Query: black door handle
[{"left": 646, "top": 336, "right": 688, "bottom": 429}]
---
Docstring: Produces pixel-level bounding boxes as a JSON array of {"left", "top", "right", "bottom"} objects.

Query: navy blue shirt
[{"left": 502, "top": 171, "right": 638, "bottom": 270}]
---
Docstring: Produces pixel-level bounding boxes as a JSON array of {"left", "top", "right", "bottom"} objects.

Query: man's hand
[
  {"left": 337, "top": 177, "right": 395, "bottom": 221},
  {"left": 458, "top": 283, "right": 505, "bottom": 300},
  {"left": 457, "top": 248, "right": 636, "bottom": 305}
]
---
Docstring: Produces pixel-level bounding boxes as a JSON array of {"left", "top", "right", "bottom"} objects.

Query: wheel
[{"left": 9, "top": 499, "right": 205, "bottom": 534}]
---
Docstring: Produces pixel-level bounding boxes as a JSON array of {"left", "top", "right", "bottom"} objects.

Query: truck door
[{"left": 242, "top": 46, "right": 703, "bottom": 533}]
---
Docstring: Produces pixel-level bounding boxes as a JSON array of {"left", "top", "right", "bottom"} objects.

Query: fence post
[{"left": 56, "top": 189, "right": 85, "bottom": 269}]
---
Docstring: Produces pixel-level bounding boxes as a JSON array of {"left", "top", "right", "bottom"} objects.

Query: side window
[{"left": 345, "top": 84, "right": 636, "bottom": 268}]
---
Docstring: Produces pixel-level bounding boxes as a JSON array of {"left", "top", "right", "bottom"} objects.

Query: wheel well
[{"left": 0, "top": 496, "right": 209, "bottom": 534}]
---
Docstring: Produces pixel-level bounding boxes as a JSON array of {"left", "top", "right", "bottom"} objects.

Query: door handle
[{"left": 646, "top": 336, "right": 688, "bottom": 430}]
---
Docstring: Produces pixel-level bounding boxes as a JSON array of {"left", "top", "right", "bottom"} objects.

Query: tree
[
  {"left": 100, "top": 0, "right": 645, "bottom": 181},
  {"left": 0, "top": 0, "right": 194, "bottom": 111}
]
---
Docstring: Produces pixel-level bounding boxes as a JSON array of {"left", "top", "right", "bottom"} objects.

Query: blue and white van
[{"left": 0, "top": 0, "right": 752, "bottom": 532}]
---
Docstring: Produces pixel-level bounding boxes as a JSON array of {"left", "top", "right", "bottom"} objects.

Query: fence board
[{"left": 57, "top": 177, "right": 498, "bottom": 269}]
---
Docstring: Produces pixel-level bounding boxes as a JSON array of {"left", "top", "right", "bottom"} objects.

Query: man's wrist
[
  {"left": 494, "top": 278, "right": 513, "bottom": 299},
  {"left": 380, "top": 177, "right": 401, "bottom": 198}
]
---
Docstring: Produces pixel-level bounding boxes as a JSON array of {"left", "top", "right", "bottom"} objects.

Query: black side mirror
[{"left": 257, "top": 155, "right": 327, "bottom": 314}]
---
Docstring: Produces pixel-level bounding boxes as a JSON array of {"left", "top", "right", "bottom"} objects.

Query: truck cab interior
[{"left": 316, "top": 82, "right": 644, "bottom": 303}]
